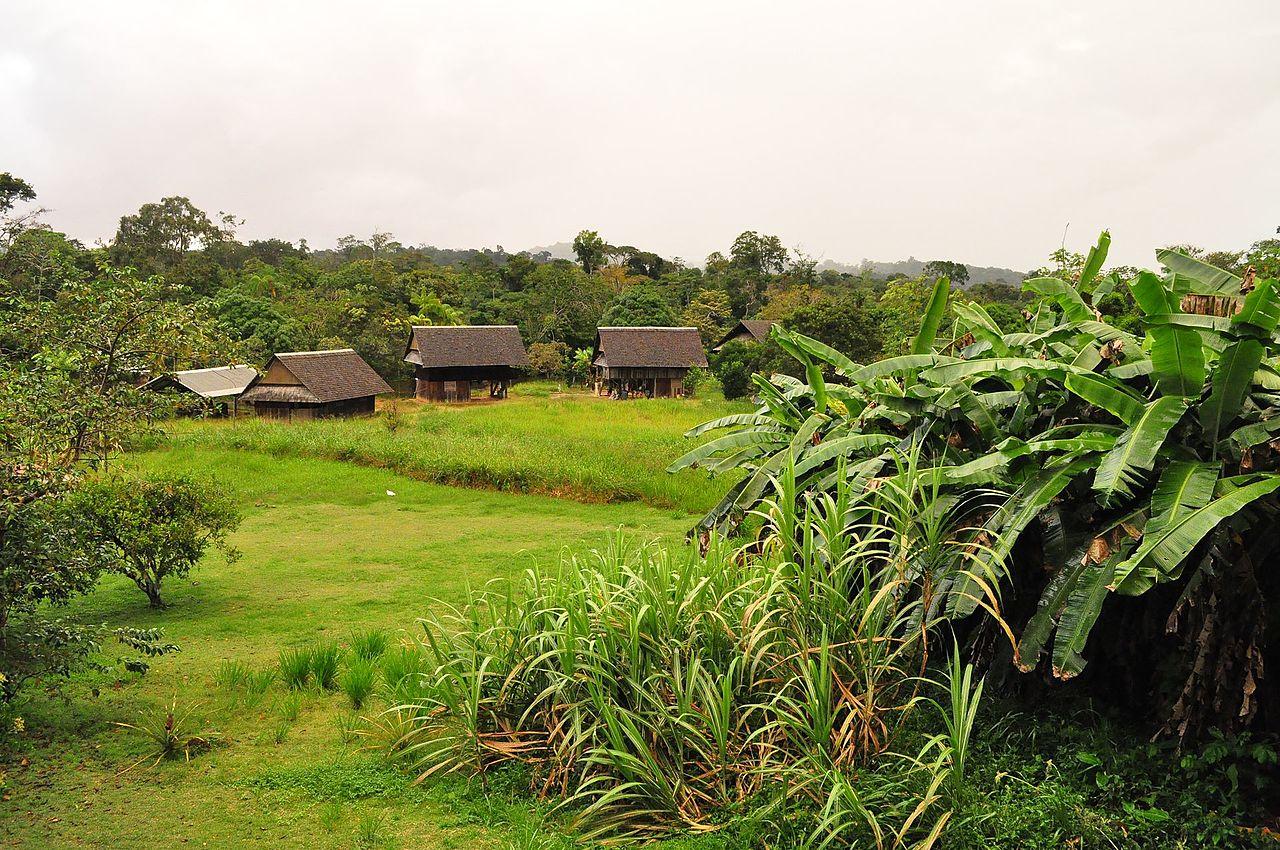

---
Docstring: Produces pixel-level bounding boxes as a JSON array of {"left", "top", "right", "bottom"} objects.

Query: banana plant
[{"left": 673, "top": 232, "right": 1280, "bottom": 736}]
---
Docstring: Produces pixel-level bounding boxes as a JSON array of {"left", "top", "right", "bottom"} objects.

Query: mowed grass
[
  {"left": 0, "top": 446, "right": 703, "bottom": 850},
  {"left": 154, "top": 383, "right": 750, "bottom": 513}
]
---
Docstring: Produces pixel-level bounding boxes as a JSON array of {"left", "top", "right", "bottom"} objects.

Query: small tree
[
  {"left": 74, "top": 475, "right": 241, "bottom": 608},
  {"left": 570, "top": 348, "right": 593, "bottom": 386},
  {"left": 527, "top": 341, "right": 569, "bottom": 379}
]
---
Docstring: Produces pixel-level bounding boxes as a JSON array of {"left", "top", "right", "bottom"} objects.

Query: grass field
[
  {"left": 0, "top": 390, "right": 734, "bottom": 849},
  {"left": 153, "top": 384, "right": 750, "bottom": 512}
]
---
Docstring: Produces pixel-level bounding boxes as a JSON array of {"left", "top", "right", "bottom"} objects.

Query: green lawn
[
  {"left": 0, "top": 445, "right": 709, "bottom": 849},
  {"left": 155, "top": 384, "right": 749, "bottom": 513}
]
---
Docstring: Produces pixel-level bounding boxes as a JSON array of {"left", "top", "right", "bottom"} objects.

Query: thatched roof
[
  {"left": 141, "top": 365, "right": 257, "bottom": 398},
  {"left": 241, "top": 349, "right": 392, "bottom": 404},
  {"left": 593, "top": 327, "right": 709, "bottom": 369},
  {"left": 713, "top": 319, "right": 777, "bottom": 350},
  {"left": 404, "top": 325, "right": 530, "bottom": 368}
]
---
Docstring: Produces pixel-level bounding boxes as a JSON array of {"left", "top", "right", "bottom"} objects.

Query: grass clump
[
  {"left": 379, "top": 645, "right": 429, "bottom": 704},
  {"left": 311, "top": 641, "right": 342, "bottom": 691},
  {"left": 341, "top": 657, "right": 376, "bottom": 709},
  {"left": 214, "top": 659, "right": 251, "bottom": 690},
  {"left": 351, "top": 629, "right": 389, "bottom": 661},
  {"left": 279, "top": 647, "right": 313, "bottom": 690}
]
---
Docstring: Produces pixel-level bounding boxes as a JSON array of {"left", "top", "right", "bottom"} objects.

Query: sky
[{"left": 3, "top": 1, "right": 1279, "bottom": 271}]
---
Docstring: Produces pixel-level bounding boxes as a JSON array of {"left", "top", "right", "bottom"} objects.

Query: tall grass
[
  {"left": 154, "top": 391, "right": 747, "bottom": 512},
  {"left": 279, "top": 647, "right": 313, "bottom": 690},
  {"left": 381, "top": 458, "right": 1009, "bottom": 845}
]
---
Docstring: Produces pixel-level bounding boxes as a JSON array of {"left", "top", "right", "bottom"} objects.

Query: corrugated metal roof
[{"left": 141, "top": 365, "right": 258, "bottom": 398}]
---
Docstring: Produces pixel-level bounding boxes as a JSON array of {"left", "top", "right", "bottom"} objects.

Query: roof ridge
[
  {"left": 410, "top": 324, "right": 519, "bottom": 330},
  {"left": 174, "top": 364, "right": 253, "bottom": 375},
  {"left": 275, "top": 348, "right": 356, "bottom": 357}
]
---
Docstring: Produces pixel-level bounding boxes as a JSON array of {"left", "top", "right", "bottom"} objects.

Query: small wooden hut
[
  {"left": 403, "top": 325, "right": 530, "bottom": 402},
  {"left": 240, "top": 349, "right": 392, "bottom": 420},
  {"left": 140, "top": 365, "right": 258, "bottom": 416},
  {"left": 592, "top": 327, "right": 709, "bottom": 399},
  {"left": 712, "top": 319, "right": 778, "bottom": 352}
]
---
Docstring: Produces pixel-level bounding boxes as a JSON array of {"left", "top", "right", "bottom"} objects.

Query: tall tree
[{"left": 572, "top": 229, "right": 607, "bottom": 274}]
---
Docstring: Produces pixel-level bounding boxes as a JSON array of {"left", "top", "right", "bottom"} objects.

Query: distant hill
[
  {"left": 526, "top": 241, "right": 577, "bottom": 261},
  {"left": 815, "top": 257, "right": 1026, "bottom": 287}
]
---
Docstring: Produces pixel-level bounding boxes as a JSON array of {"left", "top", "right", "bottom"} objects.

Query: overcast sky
[{"left": 3, "top": 2, "right": 1278, "bottom": 270}]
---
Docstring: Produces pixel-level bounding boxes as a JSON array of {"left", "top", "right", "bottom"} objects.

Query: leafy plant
[
  {"left": 115, "top": 697, "right": 220, "bottom": 773},
  {"left": 673, "top": 234, "right": 1280, "bottom": 739},
  {"left": 385, "top": 469, "right": 989, "bottom": 841},
  {"left": 70, "top": 473, "right": 241, "bottom": 608}
]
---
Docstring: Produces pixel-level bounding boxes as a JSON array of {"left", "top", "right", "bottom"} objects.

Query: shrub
[
  {"left": 341, "top": 658, "right": 376, "bottom": 709},
  {"left": 70, "top": 473, "right": 241, "bottom": 608},
  {"left": 384, "top": 471, "right": 980, "bottom": 842},
  {"left": 676, "top": 234, "right": 1280, "bottom": 740}
]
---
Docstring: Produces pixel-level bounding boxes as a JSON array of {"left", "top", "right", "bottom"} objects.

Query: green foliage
[
  {"left": 311, "top": 641, "right": 342, "bottom": 691},
  {"left": 115, "top": 696, "right": 220, "bottom": 771},
  {"left": 247, "top": 757, "right": 409, "bottom": 801},
  {"left": 526, "top": 341, "right": 569, "bottom": 378},
  {"left": 386, "top": 463, "right": 987, "bottom": 841},
  {"left": 341, "top": 657, "right": 376, "bottom": 709},
  {"left": 600, "top": 283, "right": 678, "bottom": 327},
  {"left": 678, "top": 233, "right": 1280, "bottom": 739},
  {"left": 279, "top": 647, "right": 313, "bottom": 690},
  {"left": 350, "top": 629, "right": 389, "bottom": 661},
  {"left": 70, "top": 473, "right": 242, "bottom": 608}
]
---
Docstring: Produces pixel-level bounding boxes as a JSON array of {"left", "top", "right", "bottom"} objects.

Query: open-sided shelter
[
  {"left": 592, "top": 327, "right": 708, "bottom": 399},
  {"left": 240, "top": 349, "right": 391, "bottom": 420},
  {"left": 140, "top": 365, "right": 258, "bottom": 416},
  {"left": 712, "top": 319, "right": 778, "bottom": 351},
  {"left": 403, "top": 325, "right": 530, "bottom": 402}
]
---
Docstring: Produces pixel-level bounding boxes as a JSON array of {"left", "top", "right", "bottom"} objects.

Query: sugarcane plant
[{"left": 672, "top": 232, "right": 1280, "bottom": 739}]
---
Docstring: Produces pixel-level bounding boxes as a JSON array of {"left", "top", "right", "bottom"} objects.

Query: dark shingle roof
[
  {"left": 141, "top": 365, "right": 257, "bottom": 398},
  {"left": 713, "top": 319, "right": 777, "bottom": 349},
  {"left": 241, "top": 349, "right": 392, "bottom": 404},
  {"left": 404, "top": 325, "right": 530, "bottom": 368},
  {"left": 594, "top": 327, "right": 709, "bottom": 369}
]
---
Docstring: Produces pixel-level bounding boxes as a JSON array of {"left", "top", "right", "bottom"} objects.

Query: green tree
[
  {"left": 110, "top": 196, "right": 230, "bottom": 276},
  {"left": 923, "top": 260, "right": 970, "bottom": 287},
  {"left": 572, "top": 229, "right": 607, "bottom": 275},
  {"left": 601, "top": 284, "right": 677, "bottom": 327},
  {"left": 680, "top": 288, "right": 731, "bottom": 345},
  {"left": 527, "top": 341, "right": 569, "bottom": 378},
  {"left": 72, "top": 475, "right": 241, "bottom": 608},
  {"left": 0, "top": 173, "right": 36, "bottom": 214}
]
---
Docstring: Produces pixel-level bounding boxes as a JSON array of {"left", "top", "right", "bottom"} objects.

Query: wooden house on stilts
[
  {"left": 403, "top": 325, "right": 530, "bottom": 402},
  {"left": 240, "top": 349, "right": 391, "bottom": 420},
  {"left": 592, "top": 327, "right": 708, "bottom": 399},
  {"left": 712, "top": 319, "right": 778, "bottom": 351}
]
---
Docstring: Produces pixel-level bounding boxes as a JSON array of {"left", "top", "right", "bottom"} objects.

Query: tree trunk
[{"left": 139, "top": 579, "right": 165, "bottom": 609}]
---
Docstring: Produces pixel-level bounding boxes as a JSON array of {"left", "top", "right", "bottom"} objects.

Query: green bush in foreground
[{"left": 386, "top": 465, "right": 995, "bottom": 845}]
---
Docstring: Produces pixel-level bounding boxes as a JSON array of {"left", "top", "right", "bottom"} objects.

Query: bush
[
  {"left": 385, "top": 472, "right": 971, "bottom": 842},
  {"left": 70, "top": 473, "right": 241, "bottom": 608},
  {"left": 527, "top": 342, "right": 569, "bottom": 379}
]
